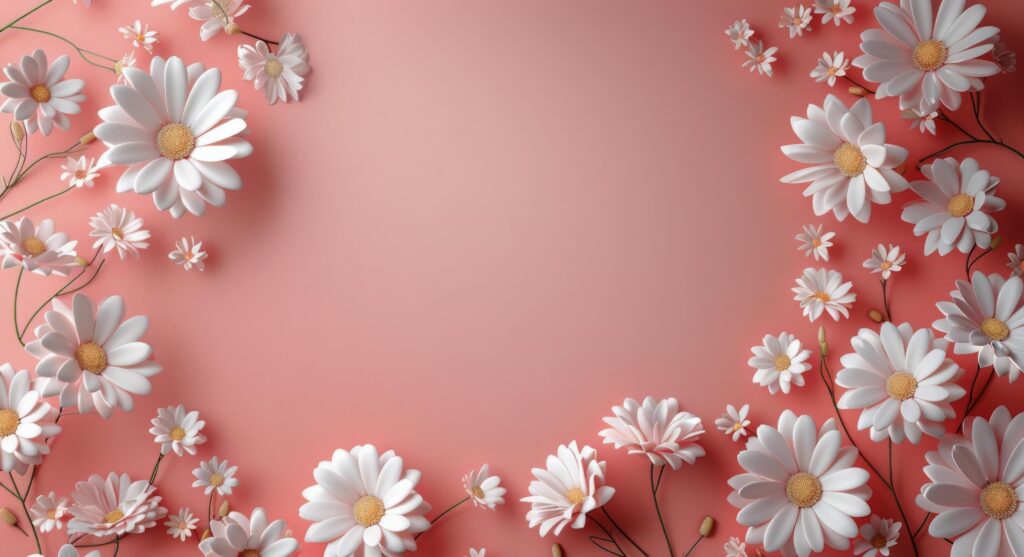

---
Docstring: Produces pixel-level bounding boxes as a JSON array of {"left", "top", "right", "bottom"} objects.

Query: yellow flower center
[
  {"left": 74, "top": 170, "right": 87, "bottom": 179},
  {"left": 880, "top": 261, "right": 893, "bottom": 270},
  {"left": 209, "top": 473, "right": 225, "bottom": 487},
  {"left": 871, "top": 534, "right": 888, "bottom": 549},
  {"left": 75, "top": 342, "right": 108, "bottom": 374},
  {"left": 774, "top": 354, "right": 792, "bottom": 372},
  {"left": 29, "top": 84, "right": 51, "bottom": 103},
  {"left": 264, "top": 59, "right": 284, "bottom": 78},
  {"left": 834, "top": 143, "right": 867, "bottom": 177},
  {"left": 46, "top": 509, "right": 58, "bottom": 519},
  {"left": 885, "top": 372, "right": 918, "bottom": 401},
  {"left": 111, "top": 227, "right": 125, "bottom": 240},
  {"left": 22, "top": 237, "right": 46, "bottom": 256},
  {"left": 566, "top": 487, "right": 586, "bottom": 506},
  {"left": 137, "top": 33, "right": 146, "bottom": 42},
  {"left": 982, "top": 318, "right": 1011, "bottom": 341},
  {"left": 0, "top": 408, "right": 20, "bottom": 437},
  {"left": 730, "top": 422, "right": 745, "bottom": 433},
  {"left": 830, "top": 5, "right": 843, "bottom": 14},
  {"left": 980, "top": 481, "right": 1018, "bottom": 520},
  {"left": 239, "top": 551, "right": 262, "bottom": 557},
  {"left": 785, "top": 472, "right": 822, "bottom": 508},
  {"left": 471, "top": 486, "right": 485, "bottom": 499},
  {"left": 812, "top": 239, "right": 822, "bottom": 247},
  {"left": 913, "top": 40, "right": 948, "bottom": 71},
  {"left": 947, "top": 193, "right": 974, "bottom": 217},
  {"left": 827, "top": 67, "right": 838, "bottom": 76},
  {"left": 104, "top": 509, "right": 125, "bottom": 524},
  {"left": 814, "top": 291, "right": 831, "bottom": 302},
  {"left": 170, "top": 427, "right": 187, "bottom": 441},
  {"left": 156, "top": 123, "right": 196, "bottom": 160},
  {"left": 353, "top": 495, "right": 386, "bottom": 527}
]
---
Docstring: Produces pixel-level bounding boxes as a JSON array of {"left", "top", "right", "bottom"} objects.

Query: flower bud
[
  {"left": 848, "top": 86, "right": 868, "bottom": 96},
  {"left": 818, "top": 326, "right": 826, "bottom": 344},
  {"left": 201, "top": 528, "right": 211, "bottom": 540},
  {"left": 992, "top": 235, "right": 1003, "bottom": 249},
  {"left": 551, "top": 543, "right": 564, "bottom": 557},
  {"left": 75, "top": 256, "right": 90, "bottom": 267},
  {"left": 10, "top": 121, "right": 24, "bottom": 145},
  {"left": 114, "top": 61, "right": 123, "bottom": 76},
  {"left": 225, "top": 22, "right": 241, "bottom": 35},
  {"left": 80, "top": 131, "right": 96, "bottom": 144},
  {"left": 218, "top": 500, "right": 230, "bottom": 518},
  {"left": 869, "top": 309, "right": 884, "bottom": 323},
  {"left": 0, "top": 508, "right": 17, "bottom": 527},
  {"left": 699, "top": 515, "right": 715, "bottom": 537}
]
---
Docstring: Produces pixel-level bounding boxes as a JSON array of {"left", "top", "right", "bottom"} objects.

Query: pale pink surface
[{"left": 1, "top": 1, "right": 1023, "bottom": 556}]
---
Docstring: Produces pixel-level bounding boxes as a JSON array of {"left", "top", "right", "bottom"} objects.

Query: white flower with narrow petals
[
  {"left": 743, "top": 41, "right": 778, "bottom": 76},
  {"left": 60, "top": 156, "right": 100, "bottom": 188},
  {"left": 119, "top": 21, "right": 158, "bottom": 53},
  {"left": 901, "top": 109, "right": 938, "bottom": 134},
  {"left": 599, "top": 396, "right": 705, "bottom": 469},
  {"left": 169, "top": 236, "right": 207, "bottom": 271},
  {"left": 463, "top": 464, "right": 506, "bottom": 510},
  {"left": 716, "top": 404, "right": 752, "bottom": 441},
  {"left": 189, "top": 0, "right": 250, "bottom": 41},
  {"left": 200, "top": 508, "right": 299, "bottom": 557},
  {"left": 792, "top": 268, "right": 856, "bottom": 321},
  {"left": 67, "top": 473, "right": 166, "bottom": 537},
  {"left": 165, "top": 507, "right": 198, "bottom": 541},
  {"left": 864, "top": 244, "right": 905, "bottom": 280},
  {"left": 815, "top": 0, "right": 856, "bottom": 26},
  {"left": 726, "top": 19, "right": 754, "bottom": 50},
  {"left": 0, "top": 217, "right": 78, "bottom": 276},
  {"left": 30, "top": 492, "right": 69, "bottom": 533},
  {"left": 150, "top": 405, "right": 206, "bottom": 456},
  {"left": 115, "top": 51, "right": 137, "bottom": 85},
  {"left": 810, "top": 51, "right": 850, "bottom": 86},
  {"left": 853, "top": 515, "right": 900, "bottom": 556},
  {"left": 780, "top": 5, "right": 813, "bottom": 38},
  {"left": 522, "top": 441, "right": 614, "bottom": 537},
  {"left": 238, "top": 33, "right": 310, "bottom": 104},
  {"left": 724, "top": 537, "right": 748, "bottom": 557},
  {"left": 1007, "top": 244, "right": 1024, "bottom": 277},
  {"left": 796, "top": 224, "right": 835, "bottom": 261},
  {"left": 193, "top": 457, "right": 239, "bottom": 496},
  {"left": 0, "top": 49, "right": 85, "bottom": 136},
  {"left": 0, "top": 365, "right": 60, "bottom": 474},
  {"left": 89, "top": 204, "right": 150, "bottom": 260},
  {"left": 749, "top": 333, "right": 811, "bottom": 394}
]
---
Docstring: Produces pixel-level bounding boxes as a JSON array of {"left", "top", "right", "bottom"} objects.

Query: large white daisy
[
  {"left": 200, "top": 508, "right": 299, "bottom": 557},
  {"left": 0, "top": 49, "right": 85, "bottom": 136},
  {"left": 0, "top": 364, "right": 60, "bottom": 474},
  {"left": 792, "top": 267, "right": 856, "bottom": 321},
  {"left": 599, "top": 396, "right": 705, "bottom": 469},
  {"left": 522, "top": 441, "right": 615, "bottom": 537},
  {"left": 749, "top": 333, "right": 812, "bottom": 395}
]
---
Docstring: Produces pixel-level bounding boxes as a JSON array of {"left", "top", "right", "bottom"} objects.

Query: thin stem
[
  {"left": 650, "top": 463, "right": 674, "bottom": 557},
  {"left": 936, "top": 111, "right": 979, "bottom": 141},
  {"left": 10, "top": 26, "right": 117, "bottom": 71},
  {"left": 241, "top": 30, "right": 279, "bottom": 45},
  {"left": 113, "top": 536, "right": 121, "bottom": 557},
  {"left": 8, "top": 140, "right": 87, "bottom": 189},
  {"left": 148, "top": 451, "right": 166, "bottom": 485},
  {"left": 0, "top": 0, "right": 53, "bottom": 34},
  {"left": 918, "top": 138, "right": 1024, "bottom": 164},
  {"left": 965, "top": 246, "right": 976, "bottom": 278},
  {"left": 590, "top": 517, "right": 626, "bottom": 557},
  {"left": 967, "top": 247, "right": 995, "bottom": 276},
  {"left": 13, "top": 268, "right": 24, "bottom": 346},
  {"left": 75, "top": 536, "right": 121, "bottom": 548},
  {"left": 601, "top": 508, "right": 649, "bottom": 557},
  {"left": 970, "top": 91, "right": 997, "bottom": 142},
  {"left": 654, "top": 465, "right": 666, "bottom": 493},
  {"left": 842, "top": 75, "right": 875, "bottom": 94},
  {"left": 206, "top": 490, "right": 216, "bottom": 525},
  {"left": 880, "top": 279, "right": 892, "bottom": 322},
  {"left": 913, "top": 512, "right": 933, "bottom": 539},
  {"left": 19, "top": 254, "right": 105, "bottom": 342},
  {"left": 888, "top": 440, "right": 920, "bottom": 557},
  {"left": 965, "top": 363, "right": 982, "bottom": 420},
  {"left": 0, "top": 186, "right": 75, "bottom": 222},
  {"left": 682, "top": 535, "right": 706, "bottom": 557},
  {"left": 9, "top": 473, "right": 41, "bottom": 553},
  {"left": 964, "top": 370, "right": 996, "bottom": 419},
  {"left": 413, "top": 496, "right": 469, "bottom": 540}
]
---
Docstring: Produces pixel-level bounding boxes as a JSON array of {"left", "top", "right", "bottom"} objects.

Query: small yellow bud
[
  {"left": 201, "top": 528, "right": 211, "bottom": 540},
  {"left": 0, "top": 508, "right": 17, "bottom": 527},
  {"left": 818, "top": 326, "right": 826, "bottom": 344},
  {"left": 10, "top": 121, "right": 24, "bottom": 144},
  {"left": 551, "top": 543, "right": 564, "bottom": 557},
  {"left": 868, "top": 309, "right": 884, "bottom": 323},
  {"left": 218, "top": 500, "right": 230, "bottom": 518},
  {"left": 224, "top": 22, "right": 241, "bottom": 35},
  {"left": 75, "top": 256, "right": 90, "bottom": 267},
  {"left": 114, "top": 61, "right": 123, "bottom": 75},
  {"left": 991, "top": 235, "right": 1003, "bottom": 249},
  {"left": 699, "top": 515, "right": 715, "bottom": 537},
  {"left": 80, "top": 131, "right": 96, "bottom": 145},
  {"left": 848, "top": 86, "right": 868, "bottom": 96}
]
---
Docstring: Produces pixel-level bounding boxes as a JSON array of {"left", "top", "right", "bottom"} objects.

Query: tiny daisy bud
[
  {"left": 848, "top": 86, "right": 868, "bottom": 96},
  {"left": 75, "top": 256, "right": 90, "bottom": 267},
  {"left": 0, "top": 508, "right": 17, "bottom": 526},
  {"left": 224, "top": 22, "right": 241, "bottom": 35},
  {"left": 201, "top": 528, "right": 211, "bottom": 540},
  {"left": 992, "top": 235, "right": 1003, "bottom": 249},
  {"left": 868, "top": 309, "right": 884, "bottom": 323},
  {"left": 699, "top": 515, "right": 715, "bottom": 536},
  {"left": 218, "top": 500, "right": 230, "bottom": 518},
  {"left": 114, "top": 61, "right": 123, "bottom": 75},
  {"left": 818, "top": 326, "right": 826, "bottom": 344},
  {"left": 80, "top": 131, "right": 96, "bottom": 144},
  {"left": 10, "top": 121, "right": 24, "bottom": 144},
  {"left": 551, "top": 543, "right": 564, "bottom": 557}
]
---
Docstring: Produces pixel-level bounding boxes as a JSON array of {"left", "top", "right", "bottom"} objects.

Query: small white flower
[
  {"left": 0, "top": 49, "right": 86, "bottom": 136},
  {"left": 522, "top": 441, "right": 614, "bottom": 537},
  {"left": 780, "top": 5, "right": 813, "bottom": 38},
  {"left": 189, "top": 0, "right": 250, "bottom": 41},
  {"left": 810, "top": 50, "right": 849, "bottom": 86},
  {"left": 715, "top": 404, "right": 751, "bottom": 441},
  {"left": 724, "top": 537, "right": 748, "bottom": 557},
  {"left": 119, "top": 20, "right": 158, "bottom": 53},
  {"left": 463, "top": 464, "right": 506, "bottom": 510},
  {"left": 1008, "top": 244, "right": 1024, "bottom": 277},
  {"left": 60, "top": 156, "right": 100, "bottom": 188},
  {"left": 150, "top": 405, "right": 206, "bottom": 457},
  {"left": 0, "top": 217, "right": 78, "bottom": 276},
  {"left": 468, "top": 550, "right": 485, "bottom": 557},
  {"left": 814, "top": 0, "right": 855, "bottom": 26},
  {"left": 901, "top": 110, "right": 938, "bottom": 135},
  {"left": 796, "top": 224, "right": 835, "bottom": 261},
  {"left": 992, "top": 35, "right": 1017, "bottom": 74},
  {"left": 192, "top": 457, "right": 238, "bottom": 496},
  {"left": 200, "top": 508, "right": 298, "bottom": 557},
  {"left": 853, "top": 515, "right": 900, "bottom": 556},
  {"left": 89, "top": 204, "right": 150, "bottom": 260},
  {"left": 238, "top": 33, "right": 310, "bottom": 104},
  {"left": 742, "top": 40, "right": 778, "bottom": 76},
  {"left": 165, "top": 507, "right": 198, "bottom": 541},
  {"left": 792, "top": 267, "right": 856, "bottom": 321},
  {"left": 169, "top": 236, "right": 207, "bottom": 271},
  {"left": 599, "top": 396, "right": 705, "bottom": 469},
  {"left": 725, "top": 19, "right": 754, "bottom": 50},
  {"left": 748, "top": 333, "right": 812, "bottom": 394},
  {"left": 863, "top": 244, "right": 905, "bottom": 280},
  {"left": 115, "top": 51, "right": 136, "bottom": 85},
  {"left": 29, "top": 492, "right": 69, "bottom": 533}
]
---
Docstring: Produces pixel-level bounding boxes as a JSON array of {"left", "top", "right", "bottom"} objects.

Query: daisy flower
[
  {"left": 169, "top": 236, "right": 207, "bottom": 271},
  {"left": 836, "top": 322, "right": 965, "bottom": 444},
  {"left": 0, "top": 364, "right": 61, "bottom": 474},
  {"left": 725, "top": 19, "right": 754, "bottom": 50},
  {"left": 901, "top": 109, "right": 939, "bottom": 134},
  {"left": 26, "top": 293, "right": 161, "bottom": 418},
  {"left": 918, "top": 406, "right": 1024, "bottom": 555},
  {"left": 810, "top": 51, "right": 850, "bottom": 86},
  {"left": 599, "top": 396, "right": 705, "bottom": 469},
  {"left": 853, "top": 515, "right": 900, "bottom": 556},
  {"left": 463, "top": 464, "right": 506, "bottom": 510},
  {"left": 165, "top": 507, "right": 198, "bottom": 541},
  {"left": 792, "top": 268, "right": 856, "bottom": 321},
  {"left": 742, "top": 40, "right": 778, "bottom": 76},
  {"left": 67, "top": 473, "right": 166, "bottom": 538},
  {"left": 89, "top": 204, "right": 150, "bottom": 260},
  {"left": 193, "top": 457, "right": 239, "bottom": 496},
  {"left": 300, "top": 444, "right": 431, "bottom": 556},
  {"left": 748, "top": 332, "right": 812, "bottom": 394},
  {"left": 715, "top": 403, "right": 752, "bottom": 441},
  {"left": 238, "top": 33, "right": 310, "bottom": 104},
  {"left": 864, "top": 244, "right": 905, "bottom": 280},
  {"left": 0, "top": 49, "right": 85, "bottom": 136},
  {"left": 780, "top": 5, "right": 813, "bottom": 38},
  {"left": 150, "top": 405, "right": 207, "bottom": 457},
  {"left": 780, "top": 94, "right": 909, "bottom": 223},
  {"left": 189, "top": 0, "right": 250, "bottom": 41},
  {"left": 522, "top": 441, "right": 614, "bottom": 537},
  {"left": 60, "top": 156, "right": 100, "bottom": 188},
  {"left": 796, "top": 224, "right": 835, "bottom": 261},
  {"left": 814, "top": 0, "right": 856, "bottom": 26},
  {"left": 199, "top": 508, "right": 299, "bottom": 557},
  {"left": 853, "top": 0, "right": 1000, "bottom": 113},
  {"left": 728, "top": 411, "right": 872, "bottom": 556},
  {"left": 115, "top": 51, "right": 136, "bottom": 85},
  {"left": 725, "top": 537, "right": 748, "bottom": 557},
  {"left": 0, "top": 217, "right": 78, "bottom": 276},
  {"left": 468, "top": 550, "right": 485, "bottom": 557},
  {"left": 119, "top": 21, "right": 158, "bottom": 53},
  {"left": 992, "top": 35, "right": 1016, "bottom": 73},
  {"left": 1007, "top": 244, "right": 1024, "bottom": 277},
  {"left": 30, "top": 492, "right": 69, "bottom": 533},
  {"left": 934, "top": 272, "right": 1024, "bottom": 381},
  {"left": 94, "top": 56, "right": 251, "bottom": 219}
]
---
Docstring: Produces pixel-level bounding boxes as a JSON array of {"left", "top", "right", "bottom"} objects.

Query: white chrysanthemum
[
  {"left": 814, "top": 0, "right": 856, "bottom": 25},
  {"left": 193, "top": 457, "right": 239, "bottom": 496},
  {"left": 599, "top": 396, "right": 705, "bottom": 469},
  {"left": 918, "top": 406, "right": 1024, "bottom": 555},
  {"left": 190, "top": 0, "right": 250, "bottom": 41},
  {"left": 1008, "top": 244, "right": 1024, "bottom": 277},
  {"left": 780, "top": 5, "right": 813, "bottom": 37},
  {"left": 0, "top": 49, "right": 85, "bottom": 136},
  {"left": 30, "top": 492, "right": 69, "bottom": 533},
  {"left": 238, "top": 33, "right": 310, "bottom": 104},
  {"left": 60, "top": 156, "right": 100, "bottom": 188},
  {"left": 725, "top": 537, "right": 748, "bottom": 557},
  {"left": 716, "top": 404, "right": 752, "bottom": 441},
  {"left": 901, "top": 109, "right": 938, "bottom": 134},
  {"left": 853, "top": 515, "right": 900, "bottom": 556},
  {"left": 115, "top": 51, "right": 137, "bottom": 85},
  {"left": 792, "top": 268, "right": 856, "bottom": 321},
  {"left": 120, "top": 20, "right": 158, "bottom": 53},
  {"left": 901, "top": 157, "right": 1003, "bottom": 256},
  {"left": 165, "top": 507, "right": 198, "bottom": 541},
  {"left": 743, "top": 41, "right": 778, "bottom": 76},
  {"left": 811, "top": 51, "right": 850, "bottom": 86},
  {"left": 200, "top": 508, "right": 299, "bottom": 557},
  {"left": 522, "top": 441, "right": 614, "bottom": 537},
  {"left": 169, "top": 236, "right": 207, "bottom": 271},
  {"left": 728, "top": 411, "right": 872, "bottom": 556},
  {"left": 781, "top": 94, "right": 909, "bottom": 223},
  {"left": 934, "top": 272, "right": 1024, "bottom": 381},
  {"left": 726, "top": 19, "right": 754, "bottom": 49},
  {"left": 796, "top": 224, "right": 835, "bottom": 261},
  {"left": 864, "top": 244, "right": 906, "bottom": 280},
  {"left": 0, "top": 217, "right": 78, "bottom": 276},
  {"left": 26, "top": 293, "right": 160, "bottom": 418},
  {"left": 836, "top": 322, "right": 965, "bottom": 444},
  {"left": 463, "top": 464, "right": 506, "bottom": 510},
  {"left": 300, "top": 444, "right": 431, "bottom": 556},
  {"left": 95, "top": 56, "right": 251, "bottom": 218},
  {"left": 89, "top": 204, "right": 150, "bottom": 260},
  {"left": 150, "top": 405, "right": 206, "bottom": 456},
  {"left": 749, "top": 333, "right": 811, "bottom": 394},
  {"left": 67, "top": 473, "right": 166, "bottom": 538},
  {"left": 853, "top": 0, "right": 1000, "bottom": 113},
  {"left": 0, "top": 364, "right": 60, "bottom": 474}
]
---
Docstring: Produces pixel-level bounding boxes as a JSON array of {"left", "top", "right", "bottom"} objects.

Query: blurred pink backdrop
[{"left": 2, "top": 0, "right": 1024, "bottom": 555}]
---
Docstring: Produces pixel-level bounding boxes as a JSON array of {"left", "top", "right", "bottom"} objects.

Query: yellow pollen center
[
  {"left": 913, "top": 40, "right": 948, "bottom": 71},
  {"left": 471, "top": 486, "right": 485, "bottom": 499},
  {"left": 264, "top": 59, "right": 284, "bottom": 78},
  {"left": 353, "top": 495, "right": 386, "bottom": 527},
  {"left": 947, "top": 193, "right": 974, "bottom": 217},
  {"left": 880, "top": 261, "right": 893, "bottom": 270},
  {"left": 982, "top": 318, "right": 1011, "bottom": 341},
  {"left": 830, "top": 5, "right": 842, "bottom": 13},
  {"left": 137, "top": 33, "right": 146, "bottom": 42},
  {"left": 22, "top": 237, "right": 46, "bottom": 256},
  {"left": 980, "top": 482, "right": 1018, "bottom": 520},
  {"left": 774, "top": 354, "right": 792, "bottom": 372},
  {"left": 755, "top": 54, "right": 766, "bottom": 63},
  {"left": 785, "top": 472, "right": 822, "bottom": 508},
  {"left": 871, "top": 534, "right": 888, "bottom": 549},
  {"left": 74, "top": 170, "right": 87, "bottom": 179},
  {"left": 104, "top": 509, "right": 125, "bottom": 524},
  {"left": 731, "top": 422, "right": 744, "bottom": 432},
  {"left": 46, "top": 509, "right": 58, "bottom": 519},
  {"left": 75, "top": 342, "right": 108, "bottom": 374},
  {"left": 111, "top": 228, "right": 125, "bottom": 240},
  {"left": 827, "top": 67, "right": 838, "bottom": 75},
  {"left": 814, "top": 291, "right": 831, "bottom": 302},
  {"left": 834, "top": 143, "right": 867, "bottom": 177},
  {"left": 29, "top": 84, "right": 51, "bottom": 103},
  {"left": 566, "top": 487, "right": 586, "bottom": 506},
  {"left": 209, "top": 473, "right": 225, "bottom": 487},
  {"left": 238, "top": 551, "right": 261, "bottom": 557},
  {"left": 812, "top": 239, "right": 822, "bottom": 247},
  {"left": 156, "top": 123, "right": 196, "bottom": 160},
  {"left": 170, "top": 427, "right": 187, "bottom": 441},
  {"left": 0, "top": 408, "right": 20, "bottom": 437},
  {"left": 886, "top": 372, "right": 918, "bottom": 401}
]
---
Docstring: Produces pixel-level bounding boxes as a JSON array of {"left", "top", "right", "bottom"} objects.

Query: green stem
[
  {"left": 10, "top": 26, "right": 117, "bottom": 70},
  {"left": 589, "top": 517, "right": 626, "bottom": 557},
  {"left": 18, "top": 255, "right": 104, "bottom": 342},
  {"left": 413, "top": 496, "right": 469, "bottom": 540},
  {"left": 0, "top": 186, "right": 75, "bottom": 222},
  {"left": 8, "top": 473, "right": 41, "bottom": 553},
  {"left": 0, "top": 0, "right": 52, "bottom": 34},
  {"left": 12, "top": 268, "right": 24, "bottom": 346},
  {"left": 649, "top": 463, "right": 674, "bottom": 557}
]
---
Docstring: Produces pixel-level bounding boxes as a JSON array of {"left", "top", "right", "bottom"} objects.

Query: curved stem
[
  {"left": 880, "top": 279, "right": 892, "bottom": 322},
  {"left": 919, "top": 138, "right": 1024, "bottom": 164},
  {"left": 682, "top": 534, "right": 706, "bottom": 557},
  {"left": 649, "top": 463, "right": 674, "bottom": 557},
  {"left": 842, "top": 75, "right": 875, "bottom": 94},
  {"left": 241, "top": 30, "right": 279, "bottom": 45},
  {"left": 913, "top": 512, "right": 933, "bottom": 539},
  {"left": 0, "top": 186, "right": 75, "bottom": 222},
  {"left": 0, "top": 0, "right": 52, "bottom": 34},
  {"left": 888, "top": 440, "right": 920, "bottom": 557},
  {"left": 13, "top": 268, "right": 24, "bottom": 346},
  {"left": 413, "top": 496, "right": 469, "bottom": 540},
  {"left": 10, "top": 26, "right": 116, "bottom": 71},
  {"left": 970, "top": 91, "right": 997, "bottom": 142},
  {"left": 148, "top": 451, "right": 166, "bottom": 485},
  {"left": 601, "top": 508, "right": 648, "bottom": 557},
  {"left": 8, "top": 473, "right": 41, "bottom": 553},
  {"left": 18, "top": 254, "right": 104, "bottom": 342},
  {"left": 590, "top": 517, "right": 626, "bottom": 557}
]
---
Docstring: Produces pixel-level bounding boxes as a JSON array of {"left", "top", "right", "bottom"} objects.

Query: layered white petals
[
  {"left": 599, "top": 397, "right": 705, "bottom": 469},
  {"left": 749, "top": 333, "right": 812, "bottom": 394},
  {"left": 521, "top": 441, "right": 614, "bottom": 537}
]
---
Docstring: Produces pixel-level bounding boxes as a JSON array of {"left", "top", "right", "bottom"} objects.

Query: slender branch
[
  {"left": 0, "top": 186, "right": 75, "bottom": 222},
  {"left": 241, "top": 30, "right": 279, "bottom": 45},
  {"left": 918, "top": 138, "right": 1024, "bottom": 164},
  {"left": 842, "top": 75, "right": 875, "bottom": 94},
  {"left": 888, "top": 440, "right": 920, "bottom": 557},
  {"left": 12, "top": 267, "right": 24, "bottom": 346},
  {"left": 0, "top": 0, "right": 53, "bottom": 35},
  {"left": 682, "top": 534, "right": 707, "bottom": 557},
  {"left": 413, "top": 496, "right": 469, "bottom": 540},
  {"left": 880, "top": 279, "right": 892, "bottom": 322},
  {"left": 8, "top": 473, "right": 41, "bottom": 552},
  {"left": 148, "top": 451, "right": 166, "bottom": 485},
  {"left": 970, "top": 91, "right": 997, "bottom": 142},
  {"left": 649, "top": 463, "right": 674, "bottom": 557},
  {"left": 10, "top": 26, "right": 117, "bottom": 70},
  {"left": 18, "top": 254, "right": 105, "bottom": 342},
  {"left": 590, "top": 517, "right": 626, "bottom": 557},
  {"left": 913, "top": 512, "right": 932, "bottom": 539},
  {"left": 601, "top": 508, "right": 648, "bottom": 557},
  {"left": 654, "top": 465, "right": 666, "bottom": 493}
]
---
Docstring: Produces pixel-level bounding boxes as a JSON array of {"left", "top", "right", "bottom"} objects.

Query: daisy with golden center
[
  {"left": 863, "top": 243, "right": 905, "bottom": 280},
  {"left": 853, "top": 515, "right": 901, "bottom": 557},
  {"left": 29, "top": 492, "right": 69, "bottom": 533},
  {"left": 599, "top": 396, "right": 706, "bottom": 469},
  {"left": 198, "top": 507, "right": 299, "bottom": 557},
  {"left": 522, "top": 441, "right": 615, "bottom": 538},
  {"left": 60, "top": 156, "right": 100, "bottom": 188},
  {"left": 0, "top": 49, "right": 85, "bottom": 136},
  {"left": 238, "top": 33, "right": 310, "bottom": 105},
  {"left": 749, "top": 333, "right": 812, "bottom": 395},
  {"left": 67, "top": 473, "right": 166, "bottom": 538},
  {"left": 89, "top": 204, "right": 150, "bottom": 260},
  {"left": 0, "top": 217, "right": 78, "bottom": 277},
  {"left": 792, "top": 267, "right": 856, "bottom": 322},
  {"left": 463, "top": 464, "right": 506, "bottom": 510},
  {"left": 715, "top": 403, "right": 752, "bottom": 442},
  {"left": 193, "top": 457, "right": 239, "bottom": 496},
  {"left": 728, "top": 411, "right": 871, "bottom": 556},
  {"left": 150, "top": 405, "right": 207, "bottom": 457},
  {"left": 0, "top": 364, "right": 61, "bottom": 474}
]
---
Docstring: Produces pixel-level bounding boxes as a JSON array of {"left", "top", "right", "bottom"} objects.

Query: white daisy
[
  {"left": 94, "top": 56, "right": 251, "bottom": 218},
  {"left": 780, "top": 5, "right": 813, "bottom": 38},
  {"left": 724, "top": 537, "right": 748, "bottom": 557},
  {"left": 992, "top": 35, "right": 1016, "bottom": 73},
  {"left": 853, "top": 0, "right": 1000, "bottom": 113},
  {"left": 815, "top": 0, "right": 856, "bottom": 26},
  {"left": 743, "top": 40, "right": 778, "bottom": 76},
  {"left": 810, "top": 51, "right": 850, "bottom": 86},
  {"left": 165, "top": 507, "right": 198, "bottom": 541},
  {"left": 89, "top": 204, "right": 150, "bottom": 260},
  {"left": 200, "top": 508, "right": 299, "bottom": 557},
  {"left": 864, "top": 244, "right": 906, "bottom": 280},
  {"left": 748, "top": 332, "right": 812, "bottom": 394},
  {"left": 463, "top": 464, "right": 506, "bottom": 510},
  {"left": 115, "top": 51, "right": 137, "bottom": 85},
  {"left": 728, "top": 411, "right": 872, "bottom": 556},
  {"left": 780, "top": 94, "right": 909, "bottom": 223},
  {"left": 726, "top": 19, "right": 755, "bottom": 50},
  {"left": 0, "top": 49, "right": 85, "bottom": 136},
  {"left": 901, "top": 157, "right": 1003, "bottom": 256},
  {"left": 522, "top": 441, "right": 614, "bottom": 537},
  {"left": 119, "top": 21, "right": 158, "bottom": 53},
  {"left": 836, "top": 322, "right": 965, "bottom": 444},
  {"left": 796, "top": 224, "right": 835, "bottom": 261},
  {"left": 792, "top": 268, "right": 856, "bottom": 321},
  {"left": 300, "top": 444, "right": 431, "bottom": 556},
  {"left": 193, "top": 457, "right": 239, "bottom": 496},
  {"left": 169, "top": 236, "right": 207, "bottom": 271},
  {"left": 468, "top": 550, "right": 485, "bottom": 557},
  {"left": 853, "top": 515, "right": 900, "bottom": 556},
  {"left": 0, "top": 364, "right": 60, "bottom": 474},
  {"left": 715, "top": 404, "right": 752, "bottom": 441},
  {"left": 29, "top": 492, "right": 69, "bottom": 533},
  {"left": 933, "top": 272, "right": 1024, "bottom": 381},
  {"left": 67, "top": 473, "right": 166, "bottom": 538},
  {"left": 1007, "top": 244, "right": 1024, "bottom": 277},
  {"left": 189, "top": 0, "right": 250, "bottom": 41},
  {"left": 917, "top": 406, "right": 1024, "bottom": 556},
  {"left": 60, "top": 156, "right": 100, "bottom": 188},
  {"left": 238, "top": 33, "right": 310, "bottom": 104},
  {"left": 599, "top": 396, "right": 706, "bottom": 469},
  {"left": 150, "top": 405, "right": 207, "bottom": 457},
  {"left": 0, "top": 217, "right": 78, "bottom": 276},
  {"left": 901, "top": 109, "right": 938, "bottom": 134}
]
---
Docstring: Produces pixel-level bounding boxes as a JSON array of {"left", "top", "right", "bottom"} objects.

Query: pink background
[{"left": 2, "top": 1, "right": 1024, "bottom": 555}]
